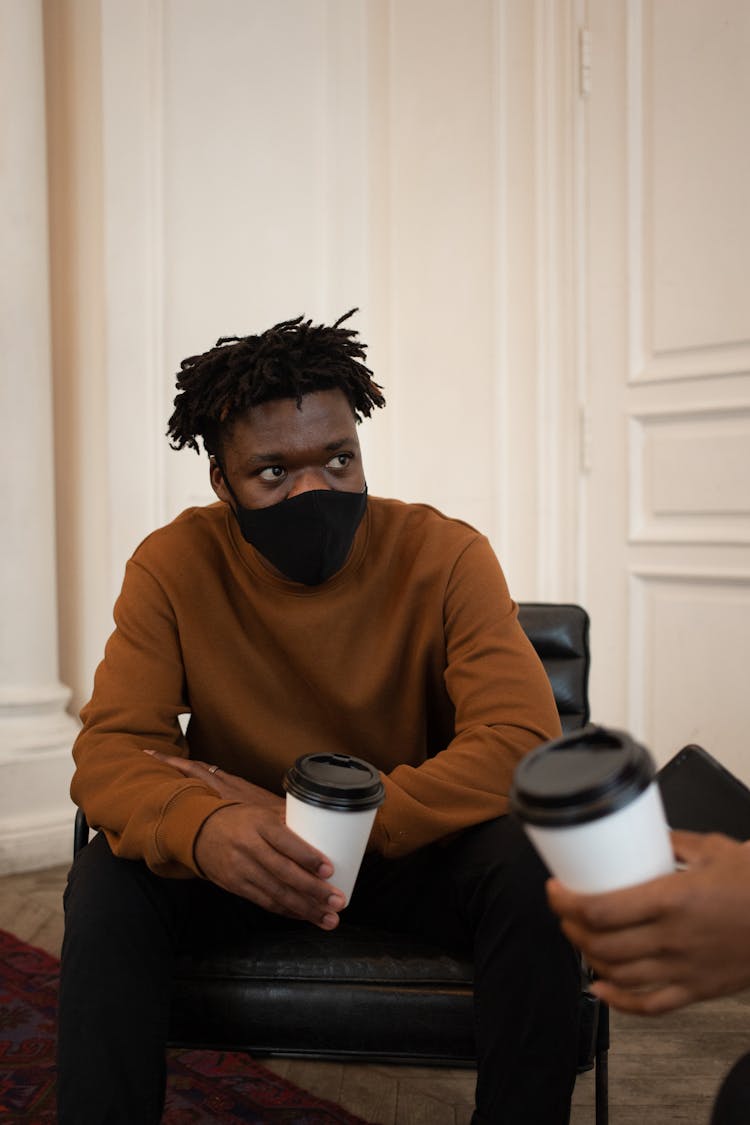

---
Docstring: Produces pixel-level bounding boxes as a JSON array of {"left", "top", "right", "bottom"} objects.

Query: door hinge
[{"left": 579, "top": 28, "right": 592, "bottom": 98}]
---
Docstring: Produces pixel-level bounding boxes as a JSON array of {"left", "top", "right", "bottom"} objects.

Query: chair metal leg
[
  {"left": 594, "top": 1002, "right": 610, "bottom": 1125},
  {"left": 594, "top": 1048, "right": 608, "bottom": 1125}
]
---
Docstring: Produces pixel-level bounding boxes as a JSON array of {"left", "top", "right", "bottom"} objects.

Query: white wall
[{"left": 48, "top": 0, "right": 579, "bottom": 720}]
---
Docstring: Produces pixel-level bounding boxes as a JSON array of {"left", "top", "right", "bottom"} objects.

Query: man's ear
[{"left": 209, "top": 457, "right": 232, "bottom": 505}]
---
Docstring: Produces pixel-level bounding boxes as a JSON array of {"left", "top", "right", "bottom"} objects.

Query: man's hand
[
  {"left": 546, "top": 830, "right": 750, "bottom": 1015},
  {"left": 143, "top": 750, "right": 345, "bottom": 930},
  {"left": 144, "top": 749, "right": 281, "bottom": 807}
]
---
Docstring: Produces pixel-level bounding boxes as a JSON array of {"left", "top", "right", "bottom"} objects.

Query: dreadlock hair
[{"left": 166, "top": 309, "right": 385, "bottom": 458}]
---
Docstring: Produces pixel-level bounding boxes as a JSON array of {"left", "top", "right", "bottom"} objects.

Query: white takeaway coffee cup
[
  {"left": 510, "top": 726, "right": 674, "bottom": 894},
  {"left": 284, "top": 752, "right": 385, "bottom": 904}
]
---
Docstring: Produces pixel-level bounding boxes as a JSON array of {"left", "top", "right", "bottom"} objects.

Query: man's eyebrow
[
  {"left": 244, "top": 438, "right": 354, "bottom": 465},
  {"left": 324, "top": 438, "right": 352, "bottom": 452},
  {"left": 247, "top": 451, "right": 285, "bottom": 464}
]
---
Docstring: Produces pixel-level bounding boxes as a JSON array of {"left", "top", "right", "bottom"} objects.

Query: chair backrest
[{"left": 517, "top": 603, "right": 590, "bottom": 732}]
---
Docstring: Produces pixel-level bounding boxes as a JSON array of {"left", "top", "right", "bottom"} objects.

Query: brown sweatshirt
[{"left": 71, "top": 495, "right": 561, "bottom": 878}]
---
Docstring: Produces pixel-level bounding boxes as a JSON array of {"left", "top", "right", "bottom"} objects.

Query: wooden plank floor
[{"left": 2, "top": 864, "right": 747, "bottom": 1124}]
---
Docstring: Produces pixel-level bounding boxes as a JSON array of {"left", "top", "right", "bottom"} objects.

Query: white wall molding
[
  {"left": 101, "top": 0, "right": 166, "bottom": 603},
  {"left": 627, "top": 0, "right": 750, "bottom": 385},
  {"left": 0, "top": 0, "right": 79, "bottom": 874},
  {"left": 573, "top": 1, "right": 591, "bottom": 608},
  {"left": 630, "top": 404, "right": 750, "bottom": 544},
  {"left": 628, "top": 567, "right": 750, "bottom": 777},
  {"left": 534, "top": 0, "right": 562, "bottom": 592},
  {"left": 630, "top": 565, "right": 750, "bottom": 584},
  {"left": 322, "top": 0, "right": 369, "bottom": 319},
  {"left": 491, "top": 0, "right": 512, "bottom": 559},
  {"left": 626, "top": 0, "right": 646, "bottom": 385},
  {"left": 488, "top": 0, "right": 582, "bottom": 600},
  {"left": 0, "top": 803, "right": 77, "bottom": 876},
  {"left": 44, "top": 0, "right": 111, "bottom": 718},
  {"left": 533, "top": 0, "right": 581, "bottom": 598}
]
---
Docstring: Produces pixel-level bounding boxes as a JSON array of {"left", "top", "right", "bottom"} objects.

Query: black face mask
[{"left": 219, "top": 469, "right": 367, "bottom": 585}]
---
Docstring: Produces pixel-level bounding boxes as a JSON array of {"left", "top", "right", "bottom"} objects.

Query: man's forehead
[
  {"left": 239, "top": 389, "right": 353, "bottom": 423},
  {"left": 223, "top": 389, "right": 358, "bottom": 453}
]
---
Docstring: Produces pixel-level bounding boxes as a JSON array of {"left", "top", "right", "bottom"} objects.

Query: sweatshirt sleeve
[
  {"left": 370, "top": 535, "right": 562, "bottom": 857},
  {"left": 70, "top": 555, "right": 239, "bottom": 877}
]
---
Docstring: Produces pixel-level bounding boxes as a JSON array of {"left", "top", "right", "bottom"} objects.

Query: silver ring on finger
[{"left": 206, "top": 764, "right": 220, "bottom": 775}]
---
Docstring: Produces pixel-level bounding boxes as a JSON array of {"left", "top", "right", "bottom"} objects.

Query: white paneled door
[{"left": 582, "top": 0, "right": 750, "bottom": 779}]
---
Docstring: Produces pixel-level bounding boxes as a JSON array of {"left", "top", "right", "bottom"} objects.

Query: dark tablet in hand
[{"left": 658, "top": 744, "right": 750, "bottom": 842}]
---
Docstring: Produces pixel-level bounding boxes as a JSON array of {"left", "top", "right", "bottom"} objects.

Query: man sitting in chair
[{"left": 57, "top": 311, "right": 580, "bottom": 1124}]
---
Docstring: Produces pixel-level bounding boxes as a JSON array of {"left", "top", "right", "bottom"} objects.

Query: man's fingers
[
  {"left": 548, "top": 874, "right": 673, "bottom": 932},
  {"left": 560, "top": 915, "right": 671, "bottom": 970},
  {"left": 280, "top": 823, "right": 335, "bottom": 878},
  {"left": 670, "top": 829, "right": 735, "bottom": 866},
  {"left": 545, "top": 878, "right": 572, "bottom": 912},
  {"left": 589, "top": 978, "right": 692, "bottom": 1016},
  {"left": 231, "top": 849, "right": 345, "bottom": 922},
  {"left": 230, "top": 870, "right": 341, "bottom": 931},
  {"left": 142, "top": 748, "right": 204, "bottom": 776},
  {"left": 258, "top": 821, "right": 343, "bottom": 903},
  {"left": 584, "top": 952, "right": 674, "bottom": 990}
]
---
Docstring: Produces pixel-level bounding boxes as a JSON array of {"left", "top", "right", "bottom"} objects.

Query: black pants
[
  {"left": 711, "top": 1053, "right": 750, "bottom": 1125},
  {"left": 57, "top": 815, "right": 580, "bottom": 1124}
]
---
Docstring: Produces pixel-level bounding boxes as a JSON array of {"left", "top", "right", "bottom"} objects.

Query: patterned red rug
[{"left": 0, "top": 928, "right": 375, "bottom": 1123}]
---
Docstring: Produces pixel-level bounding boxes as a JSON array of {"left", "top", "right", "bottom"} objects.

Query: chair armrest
[{"left": 74, "top": 808, "right": 90, "bottom": 857}]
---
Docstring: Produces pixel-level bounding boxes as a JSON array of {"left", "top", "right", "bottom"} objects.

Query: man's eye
[
  {"left": 326, "top": 454, "right": 352, "bottom": 470},
  {"left": 259, "top": 466, "right": 286, "bottom": 481}
]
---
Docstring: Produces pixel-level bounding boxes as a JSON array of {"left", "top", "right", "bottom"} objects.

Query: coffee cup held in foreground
[
  {"left": 510, "top": 725, "right": 674, "bottom": 893},
  {"left": 284, "top": 752, "right": 385, "bottom": 904}
]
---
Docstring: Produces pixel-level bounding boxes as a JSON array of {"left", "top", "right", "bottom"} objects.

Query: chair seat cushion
[
  {"left": 170, "top": 922, "right": 477, "bottom": 1064},
  {"left": 169, "top": 920, "right": 599, "bottom": 1072},
  {"left": 176, "top": 922, "right": 475, "bottom": 985}
]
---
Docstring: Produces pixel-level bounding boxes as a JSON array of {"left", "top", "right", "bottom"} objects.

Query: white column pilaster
[{"left": 0, "top": 0, "right": 79, "bottom": 873}]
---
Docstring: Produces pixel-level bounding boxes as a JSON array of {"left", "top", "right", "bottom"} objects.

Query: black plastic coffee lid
[
  {"left": 284, "top": 753, "right": 385, "bottom": 811},
  {"left": 510, "top": 725, "right": 656, "bottom": 827}
]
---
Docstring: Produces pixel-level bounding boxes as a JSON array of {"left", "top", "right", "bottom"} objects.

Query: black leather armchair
[{"left": 73, "top": 601, "right": 608, "bottom": 1123}]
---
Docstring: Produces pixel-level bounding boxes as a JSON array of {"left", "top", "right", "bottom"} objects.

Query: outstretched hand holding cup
[
  {"left": 284, "top": 753, "right": 385, "bottom": 905},
  {"left": 510, "top": 725, "right": 674, "bottom": 894}
]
